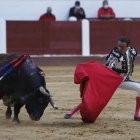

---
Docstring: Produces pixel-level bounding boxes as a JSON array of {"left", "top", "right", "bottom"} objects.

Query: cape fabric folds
[{"left": 74, "top": 60, "right": 123, "bottom": 123}]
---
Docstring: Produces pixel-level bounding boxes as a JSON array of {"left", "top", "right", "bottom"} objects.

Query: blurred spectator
[
  {"left": 69, "top": 1, "right": 86, "bottom": 19},
  {"left": 39, "top": 7, "right": 56, "bottom": 21},
  {"left": 98, "top": 0, "right": 115, "bottom": 19}
]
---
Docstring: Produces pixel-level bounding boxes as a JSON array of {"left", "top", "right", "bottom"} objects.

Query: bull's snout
[{"left": 29, "top": 114, "right": 40, "bottom": 121}]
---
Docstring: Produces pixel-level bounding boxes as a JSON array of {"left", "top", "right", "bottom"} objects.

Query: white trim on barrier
[
  {"left": 30, "top": 54, "right": 107, "bottom": 57},
  {"left": 82, "top": 19, "right": 90, "bottom": 56},
  {"left": 46, "top": 82, "right": 74, "bottom": 85},
  {"left": 0, "top": 19, "right": 6, "bottom": 54},
  {"left": 45, "top": 75, "right": 73, "bottom": 78}
]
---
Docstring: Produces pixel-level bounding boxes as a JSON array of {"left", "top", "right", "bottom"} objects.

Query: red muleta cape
[{"left": 74, "top": 60, "right": 123, "bottom": 123}]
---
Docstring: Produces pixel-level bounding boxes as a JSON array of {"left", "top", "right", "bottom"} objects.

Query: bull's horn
[
  {"left": 50, "top": 97, "right": 58, "bottom": 109},
  {"left": 39, "top": 87, "right": 52, "bottom": 97}
]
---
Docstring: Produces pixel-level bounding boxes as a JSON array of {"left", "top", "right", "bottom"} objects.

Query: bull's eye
[{"left": 39, "top": 98, "right": 43, "bottom": 104}]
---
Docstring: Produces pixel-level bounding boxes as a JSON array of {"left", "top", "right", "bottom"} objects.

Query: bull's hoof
[
  {"left": 13, "top": 120, "right": 20, "bottom": 124},
  {"left": 5, "top": 112, "right": 12, "bottom": 119},
  {"left": 134, "top": 116, "right": 140, "bottom": 121},
  {"left": 12, "top": 116, "right": 20, "bottom": 124},
  {"left": 64, "top": 114, "right": 71, "bottom": 119}
]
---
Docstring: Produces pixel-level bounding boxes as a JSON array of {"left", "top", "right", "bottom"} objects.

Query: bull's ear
[{"left": 34, "top": 88, "right": 40, "bottom": 95}]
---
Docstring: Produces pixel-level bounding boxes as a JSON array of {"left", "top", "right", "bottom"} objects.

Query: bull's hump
[
  {"left": 20, "top": 57, "right": 39, "bottom": 70},
  {"left": 0, "top": 54, "right": 19, "bottom": 67}
]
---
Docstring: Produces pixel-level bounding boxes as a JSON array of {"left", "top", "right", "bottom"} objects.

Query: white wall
[
  {"left": 0, "top": 19, "right": 6, "bottom": 53},
  {"left": 0, "top": 0, "right": 139, "bottom": 21}
]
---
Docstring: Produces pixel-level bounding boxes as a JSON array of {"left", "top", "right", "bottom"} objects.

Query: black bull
[{"left": 0, "top": 54, "right": 58, "bottom": 124}]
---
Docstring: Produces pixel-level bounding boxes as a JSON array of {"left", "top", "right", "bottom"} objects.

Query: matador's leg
[{"left": 119, "top": 81, "right": 140, "bottom": 121}]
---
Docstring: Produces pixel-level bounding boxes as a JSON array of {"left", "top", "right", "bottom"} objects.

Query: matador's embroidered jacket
[{"left": 106, "top": 46, "right": 137, "bottom": 81}]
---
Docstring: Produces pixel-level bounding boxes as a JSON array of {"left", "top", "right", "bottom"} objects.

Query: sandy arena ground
[{"left": 0, "top": 64, "right": 140, "bottom": 140}]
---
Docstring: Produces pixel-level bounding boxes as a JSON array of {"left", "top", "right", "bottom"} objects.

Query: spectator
[
  {"left": 69, "top": 1, "right": 86, "bottom": 19},
  {"left": 98, "top": 0, "right": 115, "bottom": 19},
  {"left": 39, "top": 7, "right": 56, "bottom": 21}
]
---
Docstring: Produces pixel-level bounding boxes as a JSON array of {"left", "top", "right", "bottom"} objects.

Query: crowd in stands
[{"left": 39, "top": 0, "right": 115, "bottom": 21}]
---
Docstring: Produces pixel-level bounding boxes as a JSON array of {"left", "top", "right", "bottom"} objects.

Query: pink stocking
[
  {"left": 67, "top": 102, "right": 82, "bottom": 116},
  {"left": 135, "top": 97, "right": 140, "bottom": 117}
]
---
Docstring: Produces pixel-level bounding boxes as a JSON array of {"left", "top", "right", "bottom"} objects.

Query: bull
[{"left": 0, "top": 54, "right": 58, "bottom": 124}]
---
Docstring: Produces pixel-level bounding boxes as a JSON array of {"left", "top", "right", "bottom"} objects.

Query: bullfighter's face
[{"left": 117, "top": 41, "right": 129, "bottom": 54}]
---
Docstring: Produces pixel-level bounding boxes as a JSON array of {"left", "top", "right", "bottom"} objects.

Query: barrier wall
[
  {"left": 90, "top": 21, "right": 140, "bottom": 54},
  {"left": 90, "top": 21, "right": 125, "bottom": 54},
  {"left": 125, "top": 22, "right": 140, "bottom": 55},
  {"left": 7, "top": 20, "right": 140, "bottom": 55},
  {"left": 44, "top": 21, "right": 81, "bottom": 54},
  {"left": 7, "top": 21, "right": 44, "bottom": 54},
  {"left": 7, "top": 20, "right": 82, "bottom": 55}
]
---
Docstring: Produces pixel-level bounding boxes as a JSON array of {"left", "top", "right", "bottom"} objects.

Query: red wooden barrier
[
  {"left": 7, "top": 20, "right": 82, "bottom": 55},
  {"left": 7, "top": 21, "right": 44, "bottom": 55},
  {"left": 125, "top": 22, "right": 140, "bottom": 54},
  {"left": 90, "top": 21, "right": 125, "bottom": 54},
  {"left": 7, "top": 20, "right": 140, "bottom": 55},
  {"left": 44, "top": 20, "right": 82, "bottom": 54},
  {"left": 90, "top": 21, "right": 140, "bottom": 54}
]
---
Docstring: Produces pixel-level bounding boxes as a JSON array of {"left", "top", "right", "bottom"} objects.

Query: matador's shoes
[
  {"left": 64, "top": 114, "right": 71, "bottom": 119},
  {"left": 134, "top": 115, "right": 140, "bottom": 121}
]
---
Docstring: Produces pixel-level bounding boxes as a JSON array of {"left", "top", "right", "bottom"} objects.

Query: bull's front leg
[
  {"left": 5, "top": 105, "right": 12, "bottom": 119},
  {"left": 12, "top": 103, "right": 24, "bottom": 124}
]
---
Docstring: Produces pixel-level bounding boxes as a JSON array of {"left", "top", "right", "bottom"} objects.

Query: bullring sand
[{"left": 0, "top": 64, "right": 140, "bottom": 140}]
